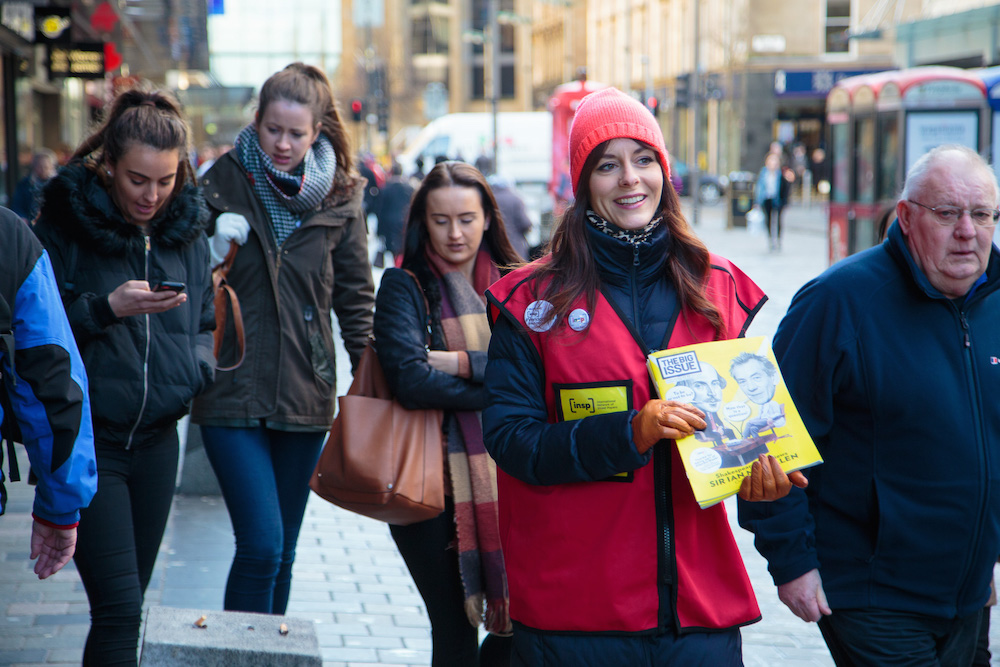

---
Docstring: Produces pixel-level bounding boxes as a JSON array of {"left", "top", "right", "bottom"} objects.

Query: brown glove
[
  {"left": 631, "top": 400, "right": 706, "bottom": 455},
  {"left": 737, "top": 454, "right": 809, "bottom": 502}
]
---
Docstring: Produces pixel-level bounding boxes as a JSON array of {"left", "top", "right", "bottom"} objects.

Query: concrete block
[{"left": 139, "top": 606, "right": 321, "bottom": 666}]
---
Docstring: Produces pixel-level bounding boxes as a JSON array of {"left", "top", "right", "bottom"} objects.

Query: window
[
  {"left": 411, "top": 15, "right": 449, "bottom": 56},
  {"left": 826, "top": 0, "right": 850, "bottom": 53}
]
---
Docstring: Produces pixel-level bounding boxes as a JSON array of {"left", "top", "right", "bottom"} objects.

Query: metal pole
[
  {"left": 488, "top": 0, "right": 499, "bottom": 174},
  {"left": 624, "top": 1, "right": 632, "bottom": 93},
  {"left": 690, "top": 0, "right": 701, "bottom": 225}
]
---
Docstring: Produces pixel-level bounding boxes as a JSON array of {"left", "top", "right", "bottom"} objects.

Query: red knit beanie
[{"left": 569, "top": 87, "right": 671, "bottom": 197}]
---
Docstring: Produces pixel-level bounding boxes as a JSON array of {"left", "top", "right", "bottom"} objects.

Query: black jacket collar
[
  {"left": 38, "top": 161, "right": 209, "bottom": 256},
  {"left": 586, "top": 215, "right": 671, "bottom": 290}
]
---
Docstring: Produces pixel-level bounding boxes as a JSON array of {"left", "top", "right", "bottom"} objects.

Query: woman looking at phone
[{"left": 32, "top": 84, "right": 214, "bottom": 666}]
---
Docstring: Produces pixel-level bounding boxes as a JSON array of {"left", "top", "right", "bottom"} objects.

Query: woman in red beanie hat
[{"left": 481, "top": 87, "right": 805, "bottom": 664}]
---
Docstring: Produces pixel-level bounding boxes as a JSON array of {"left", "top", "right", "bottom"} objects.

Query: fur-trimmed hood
[{"left": 38, "top": 161, "right": 210, "bottom": 256}]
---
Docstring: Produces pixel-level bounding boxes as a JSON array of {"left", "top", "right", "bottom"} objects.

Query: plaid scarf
[
  {"left": 425, "top": 247, "right": 511, "bottom": 635},
  {"left": 234, "top": 123, "right": 336, "bottom": 247}
]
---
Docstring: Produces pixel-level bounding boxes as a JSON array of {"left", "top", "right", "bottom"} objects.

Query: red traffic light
[
  {"left": 646, "top": 96, "right": 659, "bottom": 116},
  {"left": 350, "top": 99, "right": 363, "bottom": 122}
]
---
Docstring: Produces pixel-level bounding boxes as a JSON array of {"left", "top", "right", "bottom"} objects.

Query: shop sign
[
  {"left": 1, "top": 2, "right": 34, "bottom": 43},
  {"left": 36, "top": 7, "right": 71, "bottom": 44},
  {"left": 48, "top": 42, "right": 106, "bottom": 79},
  {"left": 774, "top": 69, "right": 884, "bottom": 98}
]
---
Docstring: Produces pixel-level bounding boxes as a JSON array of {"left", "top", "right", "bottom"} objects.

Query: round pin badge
[
  {"left": 567, "top": 308, "right": 590, "bottom": 332},
  {"left": 524, "top": 300, "right": 556, "bottom": 332}
]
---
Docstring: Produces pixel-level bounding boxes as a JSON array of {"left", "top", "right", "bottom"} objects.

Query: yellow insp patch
[
  {"left": 554, "top": 381, "right": 634, "bottom": 482},
  {"left": 556, "top": 383, "right": 631, "bottom": 421}
]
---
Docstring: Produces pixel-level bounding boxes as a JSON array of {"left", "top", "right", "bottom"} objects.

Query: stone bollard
[{"left": 139, "top": 607, "right": 321, "bottom": 666}]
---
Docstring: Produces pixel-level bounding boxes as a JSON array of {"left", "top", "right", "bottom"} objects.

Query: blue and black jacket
[
  {"left": 0, "top": 208, "right": 96, "bottom": 526},
  {"left": 739, "top": 220, "right": 1000, "bottom": 620}
]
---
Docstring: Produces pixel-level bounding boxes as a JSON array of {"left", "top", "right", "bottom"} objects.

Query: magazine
[{"left": 647, "top": 337, "right": 822, "bottom": 508}]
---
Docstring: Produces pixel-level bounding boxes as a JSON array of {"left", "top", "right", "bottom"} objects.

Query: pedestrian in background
[
  {"left": 488, "top": 174, "right": 533, "bottom": 261},
  {"left": 0, "top": 210, "right": 96, "bottom": 579},
  {"left": 32, "top": 85, "right": 214, "bottom": 666},
  {"left": 483, "top": 86, "right": 804, "bottom": 664},
  {"left": 740, "top": 144, "right": 1000, "bottom": 665},
  {"left": 755, "top": 151, "right": 792, "bottom": 251},
  {"left": 11, "top": 148, "right": 57, "bottom": 222},
  {"left": 375, "top": 161, "right": 414, "bottom": 267},
  {"left": 191, "top": 62, "right": 374, "bottom": 615},
  {"left": 374, "top": 161, "right": 520, "bottom": 665}
]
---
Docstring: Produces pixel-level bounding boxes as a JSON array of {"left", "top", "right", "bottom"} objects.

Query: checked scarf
[
  {"left": 425, "top": 246, "right": 511, "bottom": 635},
  {"left": 234, "top": 123, "right": 336, "bottom": 247}
]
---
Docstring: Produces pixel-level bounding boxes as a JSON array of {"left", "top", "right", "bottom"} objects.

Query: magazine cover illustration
[{"left": 647, "top": 337, "right": 822, "bottom": 508}]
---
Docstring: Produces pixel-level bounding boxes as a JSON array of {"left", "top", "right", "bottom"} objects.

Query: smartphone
[{"left": 152, "top": 281, "right": 186, "bottom": 293}]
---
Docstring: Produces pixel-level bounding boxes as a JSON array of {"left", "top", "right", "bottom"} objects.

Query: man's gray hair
[
  {"left": 900, "top": 144, "right": 999, "bottom": 204},
  {"left": 729, "top": 352, "right": 776, "bottom": 379}
]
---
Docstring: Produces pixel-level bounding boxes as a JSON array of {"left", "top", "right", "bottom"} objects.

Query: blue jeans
[
  {"left": 818, "top": 607, "right": 982, "bottom": 666},
  {"left": 201, "top": 425, "right": 324, "bottom": 614},
  {"left": 74, "top": 428, "right": 179, "bottom": 667}
]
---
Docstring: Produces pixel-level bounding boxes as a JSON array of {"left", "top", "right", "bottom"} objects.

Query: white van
[{"left": 396, "top": 112, "right": 553, "bottom": 227}]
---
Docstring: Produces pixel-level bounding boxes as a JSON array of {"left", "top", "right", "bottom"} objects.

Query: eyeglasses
[{"left": 906, "top": 200, "right": 999, "bottom": 227}]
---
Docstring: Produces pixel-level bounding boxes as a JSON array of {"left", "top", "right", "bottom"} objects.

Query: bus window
[
  {"left": 876, "top": 114, "right": 899, "bottom": 202},
  {"left": 831, "top": 123, "right": 849, "bottom": 204},
  {"left": 854, "top": 117, "right": 876, "bottom": 205}
]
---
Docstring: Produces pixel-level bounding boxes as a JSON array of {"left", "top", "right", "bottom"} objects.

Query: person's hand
[
  {"left": 209, "top": 212, "right": 251, "bottom": 266},
  {"left": 427, "top": 350, "right": 461, "bottom": 376},
  {"left": 737, "top": 453, "right": 808, "bottom": 502},
  {"left": 30, "top": 520, "right": 77, "bottom": 579},
  {"left": 631, "top": 400, "right": 706, "bottom": 455},
  {"left": 107, "top": 280, "right": 187, "bottom": 318},
  {"left": 777, "top": 569, "right": 831, "bottom": 622}
]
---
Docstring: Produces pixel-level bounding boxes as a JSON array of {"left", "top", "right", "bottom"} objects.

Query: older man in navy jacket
[{"left": 739, "top": 144, "right": 1000, "bottom": 665}]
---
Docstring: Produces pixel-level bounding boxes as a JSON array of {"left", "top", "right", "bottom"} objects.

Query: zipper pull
[
  {"left": 961, "top": 313, "right": 971, "bottom": 348},
  {"left": 632, "top": 244, "right": 640, "bottom": 267}
]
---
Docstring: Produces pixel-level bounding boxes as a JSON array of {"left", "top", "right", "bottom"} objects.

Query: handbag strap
[
  {"left": 347, "top": 269, "right": 432, "bottom": 400},
  {"left": 213, "top": 241, "right": 245, "bottom": 371}
]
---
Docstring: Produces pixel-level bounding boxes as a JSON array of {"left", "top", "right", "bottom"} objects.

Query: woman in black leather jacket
[{"left": 373, "top": 162, "right": 520, "bottom": 666}]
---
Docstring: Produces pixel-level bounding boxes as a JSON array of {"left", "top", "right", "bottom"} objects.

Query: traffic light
[
  {"left": 350, "top": 99, "right": 363, "bottom": 123},
  {"left": 377, "top": 98, "right": 389, "bottom": 134},
  {"left": 675, "top": 73, "right": 690, "bottom": 109},
  {"left": 646, "top": 96, "right": 659, "bottom": 117}
]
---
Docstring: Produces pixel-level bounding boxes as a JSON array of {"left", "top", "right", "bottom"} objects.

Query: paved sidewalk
[{"left": 2, "top": 201, "right": 998, "bottom": 666}]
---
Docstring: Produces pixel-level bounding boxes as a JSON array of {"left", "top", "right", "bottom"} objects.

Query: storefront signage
[
  {"left": 48, "top": 42, "right": 105, "bottom": 79},
  {"left": 1, "top": 2, "right": 35, "bottom": 43},
  {"left": 774, "top": 69, "right": 885, "bottom": 98},
  {"left": 36, "top": 7, "right": 71, "bottom": 44}
]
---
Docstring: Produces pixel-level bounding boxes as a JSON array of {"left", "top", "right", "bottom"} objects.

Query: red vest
[{"left": 486, "top": 254, "right": 765, "bottom": 634}]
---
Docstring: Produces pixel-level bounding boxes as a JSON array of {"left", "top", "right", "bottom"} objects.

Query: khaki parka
[{"left": 190, "top": 151, "right": 374, "bottom": 429}]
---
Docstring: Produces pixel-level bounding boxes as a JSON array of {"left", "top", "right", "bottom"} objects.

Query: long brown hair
[
  {"left": 256, "top": 62, "right": 352, "bottom": 174},
  {"left": 400, "top": 161, "right": 521, "bottom": 270},
  {"left": 74, "top": 84, "right": 194, "bottom": 200},
  {"left": 531, "top": 140, "right": 724, "bottom": 339}
]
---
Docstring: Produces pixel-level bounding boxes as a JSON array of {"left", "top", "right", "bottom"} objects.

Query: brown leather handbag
[
  {"left": 309, "top": 340, "right": 445, "bottom": 525},
  {"left": 212, "top": 241, "right": 245, "bottom": 371}
]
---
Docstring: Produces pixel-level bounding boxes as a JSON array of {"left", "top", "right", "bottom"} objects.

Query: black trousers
[
  {"left": 762, "top": 199, "right": 784, "bottom": 242},
  {"left": 74, "top": 429, "right": 179, "bottom": 667},
  {"left": 390, "top": 497, "right": 511, "bottom": 666},
  {"left": 818, "top": 607, "right": 981, "bottom": 666}
]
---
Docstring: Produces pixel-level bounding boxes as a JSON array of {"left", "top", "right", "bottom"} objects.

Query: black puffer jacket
[{"left": 33, "top": 162, "right": 214, "bottom": 448}]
